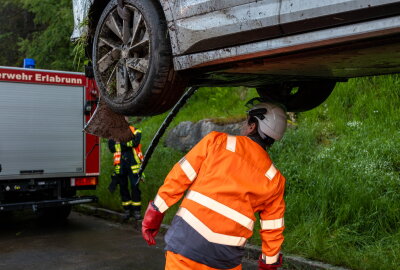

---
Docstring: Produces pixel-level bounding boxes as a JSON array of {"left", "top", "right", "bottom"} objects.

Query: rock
[{"left": 165, "top": 119, "right": 245, "bottom": 152}]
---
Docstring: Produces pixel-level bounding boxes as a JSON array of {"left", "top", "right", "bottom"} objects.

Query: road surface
[{"left": 0, "top": 211, "right": 259, "bottom": 270}]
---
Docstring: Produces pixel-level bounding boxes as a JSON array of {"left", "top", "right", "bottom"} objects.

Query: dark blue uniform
[{"left": 108, "top": 128, "right": 142, "bottom": 218}]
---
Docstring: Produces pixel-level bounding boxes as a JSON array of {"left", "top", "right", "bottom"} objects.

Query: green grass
[
  {"left": 82, "top": 77, "right": 400, "bottom": 270},
  {"left": 265, "top": 76, "right": 400, "bottom": 270}
]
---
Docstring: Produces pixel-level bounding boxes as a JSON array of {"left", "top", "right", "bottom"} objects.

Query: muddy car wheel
[
  {"left": 93, "top": 0, "right": 186, "bottom": 116},
  {"left": 257, "top": 81, "right": 337, "bottom": 112}
]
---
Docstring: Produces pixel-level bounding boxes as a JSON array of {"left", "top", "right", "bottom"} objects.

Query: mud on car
[{"left": 72, "top": 0, "right": 400, "bottom": 116}]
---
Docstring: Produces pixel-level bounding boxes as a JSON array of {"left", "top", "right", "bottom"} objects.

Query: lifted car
[{"left": 72, "top": 0, "right": 400, "bottom": 115}]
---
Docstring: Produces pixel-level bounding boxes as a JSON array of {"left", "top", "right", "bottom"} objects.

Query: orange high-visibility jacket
[{"left": 154, "top": 131, "right": 285, "bottom": 266}]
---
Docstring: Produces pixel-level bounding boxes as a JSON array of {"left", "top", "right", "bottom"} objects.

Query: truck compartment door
[{"left": 0, "top": 82, "right": 85, "bottom": 178}]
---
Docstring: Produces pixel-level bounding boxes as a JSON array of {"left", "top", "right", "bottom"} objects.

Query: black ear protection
[
  {"left": 245, "top": 97, "right": 267, "bottom": 120},
  {"left": 248, "top": 108, "right": 267, "bottom": 120}
]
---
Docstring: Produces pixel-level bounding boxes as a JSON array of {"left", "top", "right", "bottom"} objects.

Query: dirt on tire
[{"left": 84, "top": 99, "right": 133, "bottom": 142}]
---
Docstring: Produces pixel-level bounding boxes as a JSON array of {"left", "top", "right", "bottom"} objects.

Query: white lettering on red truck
[{"left": 0, "top": 68, "right": 84, "bottom": 86}]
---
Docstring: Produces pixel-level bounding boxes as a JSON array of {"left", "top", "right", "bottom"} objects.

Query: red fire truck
[{"left": 0, "top": 66, "right": 100, "bottom": 221}]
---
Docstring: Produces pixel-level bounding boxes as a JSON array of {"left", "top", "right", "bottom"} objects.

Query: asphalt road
[{"left": 0, "top": 211, "right": 259, "bottom": 270}]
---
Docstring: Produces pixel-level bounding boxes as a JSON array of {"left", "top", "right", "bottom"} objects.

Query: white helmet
[{"left": 248, "top": 102, "right": 287, "bottom": 140}]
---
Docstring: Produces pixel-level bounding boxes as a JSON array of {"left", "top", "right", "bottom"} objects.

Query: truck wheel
[
  {"left": 257, "top": 81, "right": 337, "bottom": 112},
  {"left": 93, "top": 0, "right": 186, "bottom": 116},
  {"left": 37, "top": 206, "right": 72, "bottom": 223}
]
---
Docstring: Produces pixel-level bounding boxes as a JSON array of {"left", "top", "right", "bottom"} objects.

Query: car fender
[{"left": 71, "top": 0, "right": 94, "bottom": 41}]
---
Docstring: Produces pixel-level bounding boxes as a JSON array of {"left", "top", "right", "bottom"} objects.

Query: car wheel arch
[
  {"left": 256, "top": 80, "right": 338, "bottom": 112},
  {"left": 86, "top": 0, "right": 175, "bottom": 59},
  {"left": 91, "top": 0, "right": 187, "bottom": 115}
]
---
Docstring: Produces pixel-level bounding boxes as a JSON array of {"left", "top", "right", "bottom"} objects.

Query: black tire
[
  {"left": 37, "top": 205, "right": 72, "bottom": 223},
  {"left": 257, "top": 81, "right": 336, "bottom": 112},
  {"left": 93, "top": 0, "right": 186, "bottom": 116}
]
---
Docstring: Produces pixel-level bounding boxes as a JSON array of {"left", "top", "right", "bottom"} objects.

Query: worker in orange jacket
[{"left": 142, "top": 101, "right": 287, "bottom": 270}]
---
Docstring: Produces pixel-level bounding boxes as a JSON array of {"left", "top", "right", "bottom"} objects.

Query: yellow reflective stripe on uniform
[
  {"left": 126, "top": 141, "right": 133, "bottom": 147},
  {"left": 186, "top": 190, "right": 254, "bottom": 230},
  {"left": 265, "top": 164, "right": 277, "bottom": 181},
  {"left": 134, "top": 129, "right": 141, "bottom": 135},
  {"left": 178, "top": 157, "right": 197, "bottom": 181},
  {"left": 260, "top": 218, "right": 284, "bottom": 230},
  {"left": 115, "top": 144, "right": 121, "bottom": 152},
  {"left": 177, "top": 207, "right": 247, "bottom": 247},
  {"left": 226, "top": 135, "right": 236, "bottom": 152},
  {"left": 262, "top": 253, "right": 280, "bottom": 264},
  {"left": 154, "top": 194, "right": 169, "bottom": 213},
  {"left": 131, "top": 164, "right": 140, "bottom": 173},
  {"left": 131, "top": 201, "right": 141, "bottom": 206},
  {"left": 133, "top": 149, "right": 141, "bottom": 164},
  {"left": 122, "top": 201, "right": 132, "bottom": 206}
]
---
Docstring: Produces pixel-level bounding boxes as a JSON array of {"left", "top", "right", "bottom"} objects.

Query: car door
[
  {"left": 164, "top": 0, "right": 282, "bottom": 55},
  {"left": 279, "top": 0, "right": 400, "bottom": 35}
]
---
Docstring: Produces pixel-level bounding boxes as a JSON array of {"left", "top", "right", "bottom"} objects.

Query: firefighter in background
[
  {"left": 108, "top": 117, "right": 144, "bottom": 221},
  {"left": 142, "top": 101, "right": 287, "bottom": 270}
]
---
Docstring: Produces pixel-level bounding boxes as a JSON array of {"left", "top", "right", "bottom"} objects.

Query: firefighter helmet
[{"left": 247, "top": 102, "right": 287, "bottom": 141}]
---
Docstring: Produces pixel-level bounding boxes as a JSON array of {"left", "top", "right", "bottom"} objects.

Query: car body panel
[
  {"left": 280, "top": 0, "right": 398, "bottom": 25},
  {"left": 164, "top": 0, "right": 281, "bottom": 55},
  {"left": 71, "top": 0, "right": 94, "bottom": 40},
  {"left": 163, "top": 0, "right": 400, "bottom": 55},
  {"left": 73, "top": 0, "right": 400, "bottom": 81},
  {"left": 174, "top": 15, "right": 400, "bottom": 72},
  {"left": 279, "top": 0, "right": 400, "bottom": 34},
  {"left": 163, "top": 0, "right": 257, "bottom": 20}
]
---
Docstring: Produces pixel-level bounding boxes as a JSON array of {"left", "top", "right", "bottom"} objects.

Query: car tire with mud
[
  {"left": 93, "top": 0, "right": 186, "bottom": 116},
  {"left": 257, "top": 81, "right": 337, "bottom": 112}
]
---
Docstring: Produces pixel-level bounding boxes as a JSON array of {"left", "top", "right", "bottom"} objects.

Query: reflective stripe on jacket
[
  {"left": 165, "top": 215, "right": 244, "bottom": 269},
  {"left": 113, "top": 143, "right": 122, "bottom": 165},
  {"left": 129, "top": 126, "right": 144, "bottom": 163},
  {"left": 154, "top": 131, "right": 285, "bottom": 267}
]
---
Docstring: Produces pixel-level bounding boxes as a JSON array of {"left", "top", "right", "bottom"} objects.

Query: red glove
[
  {"left": 258, "top": 254, "right": 283, "bottom": 270},
  {"left": 141, "top": 201, "right": 165, "bottom": 245}
]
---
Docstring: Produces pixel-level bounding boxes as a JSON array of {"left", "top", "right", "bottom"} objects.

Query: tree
[
  {"left": 17, "top": 0, "right": 84, "bottom": 71},
  {"left": 0, "top": 1, "right": 37, "bottom": 67}
]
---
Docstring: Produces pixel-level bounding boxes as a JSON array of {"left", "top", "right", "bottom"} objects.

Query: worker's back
[{"left": 158, "top": 131, "right": 285, "bottom": 268}]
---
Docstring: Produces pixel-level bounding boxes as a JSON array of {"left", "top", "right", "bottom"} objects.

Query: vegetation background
[
  {"left": 0, "top": 1, "right": 399, "bottom": 270},
  {"left": 0, "top": 0, "right": 80, "bottom": 71},
  {"left": 96, "top": 80, "right": 400, "bottom": 270}
]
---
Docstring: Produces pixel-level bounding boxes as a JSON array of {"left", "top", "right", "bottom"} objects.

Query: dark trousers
[{"left": 118, "top": 170, "right": 141, "bottom": 211}]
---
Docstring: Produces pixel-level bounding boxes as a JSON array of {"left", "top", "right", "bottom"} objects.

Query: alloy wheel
[{"left": 95, "top": 4, "right": 150, "bottom": 103}]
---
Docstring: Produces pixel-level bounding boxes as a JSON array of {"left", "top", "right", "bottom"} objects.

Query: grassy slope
[{"left": 83, "top": 78, "right": 399, "bottom": 270}]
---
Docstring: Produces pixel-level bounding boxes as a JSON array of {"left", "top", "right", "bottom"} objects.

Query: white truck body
[
  {"left": 0, "top": 66, "right": 99, "bottom": 213},
  {"left": 0, "top": 73, "right": 85, "bottom": 179}
]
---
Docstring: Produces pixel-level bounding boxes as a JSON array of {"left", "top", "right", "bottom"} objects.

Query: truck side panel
[{"left": 0, "top": 82, "right": 84, "bottom": 178}]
